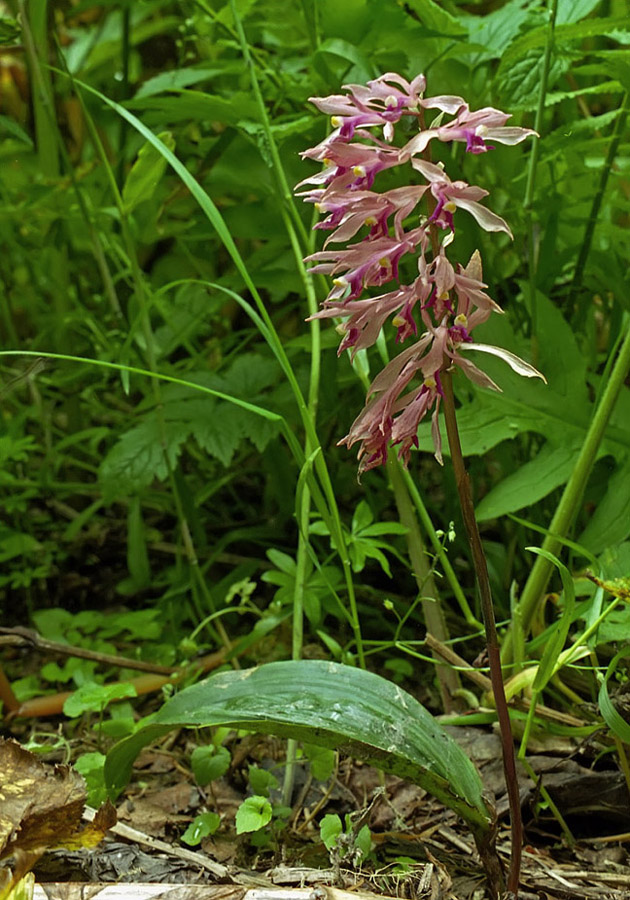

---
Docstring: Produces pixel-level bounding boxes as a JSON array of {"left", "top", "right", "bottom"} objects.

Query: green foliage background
[{"left": 0, "top": 0, "right": 629, "bottom": 697}]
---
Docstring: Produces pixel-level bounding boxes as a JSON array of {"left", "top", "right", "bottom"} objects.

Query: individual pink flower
[
  {"left": 306, "top": 227, "right": 427, "bottom": 301},
  {"left": 299, "top": 135, "right": 403, "bottom": 190},
  {"left": 309, "top": 72, "right": 427, "bottom": 142},
  {"left": 298, "top": 185, "right": 426, "bottom": 245},
  {"left": 405, "top": 100, "right": 537, "bottom": 154},
  {"left": 310, "top": 277, "right": 432, "bottom": 357},
  {"left": 412, "top": 159, "right": 513, "bottom": 237}
]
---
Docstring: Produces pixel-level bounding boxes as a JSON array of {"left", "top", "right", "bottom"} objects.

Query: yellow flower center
[
  {"left": 454, "top": 313, "right": 468, "bottom": 327},
  {"left": 444, "top": 201, "right": 457, "bottom": 213},
  {"left": 352, "top": 165, "right": 366, "bottom": 177},
  {"left": 424, "top": 376, "right": 437, "bottom": 390}
]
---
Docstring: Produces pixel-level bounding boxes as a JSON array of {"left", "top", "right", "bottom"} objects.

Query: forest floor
[{"left": 4, "top": 699, "right": 630, "bottom": 900}]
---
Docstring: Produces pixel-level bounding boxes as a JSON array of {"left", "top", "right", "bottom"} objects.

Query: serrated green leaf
[
  {"left": 545, "top": 80, "right": 623, "bottom": 107},
  {"left": 496, "top": 51, "right": 569, "bottom": 110},
  {"left": 500, "top": 17, "right": 630, "bottom": 72},
  {"left": 460, "top": 0, "right": 531, "bottom": 61},
  {"left": 99, "top": 415, "right": 187, "bottom": 501},
  {"left": 104, "top": 661, "right": 492, "bottom": 839},
  {"left": 122, "top": 132, "right": 175, "bottom": 213}
]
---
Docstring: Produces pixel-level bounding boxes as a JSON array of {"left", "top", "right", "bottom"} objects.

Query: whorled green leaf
[{"left": 104, "top": 660, "right": 492, "bottom": 839}]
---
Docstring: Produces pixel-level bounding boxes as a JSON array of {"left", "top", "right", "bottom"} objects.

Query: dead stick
[{"left": 0, "top": 626, "right": 176, "bottom": 675}]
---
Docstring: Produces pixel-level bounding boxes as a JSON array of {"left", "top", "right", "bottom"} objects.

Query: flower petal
[
  {"left": 461, "top": 343, "right": 547, "bottom": 381},
  {"left": 454, "top": 199, "right": 513, "bottom": 237}
]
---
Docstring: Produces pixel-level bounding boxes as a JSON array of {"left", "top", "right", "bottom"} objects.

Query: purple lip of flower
[
  {"left": 448, "top": 324, "right": 472, "bottom": 344},
  {"left": 428, "top": 196, "right": 455, "bottom": 232},
  {"left": 392, "top": 301, "right": 418, "bottom": 343}
]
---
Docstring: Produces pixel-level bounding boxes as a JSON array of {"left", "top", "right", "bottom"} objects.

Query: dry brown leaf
[{"left": 0, "top": 739, "right": 115, "bottom": 900}]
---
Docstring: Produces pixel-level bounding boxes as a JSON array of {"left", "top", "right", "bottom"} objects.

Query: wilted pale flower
[{"left": 298, "top": 73, "right": 542, "bottom": 474}]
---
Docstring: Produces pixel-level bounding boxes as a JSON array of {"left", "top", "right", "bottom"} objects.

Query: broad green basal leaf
[{"left": 104, "top": 660, "right": 492, "bottom": 838}]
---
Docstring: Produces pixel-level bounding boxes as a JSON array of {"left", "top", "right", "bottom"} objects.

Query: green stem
[
  {"left": 523, "top": 0, "right": 558, "bottom": 363},
  {"left": 116, "top": 3, "right": 132, "bottom": 188},
  {"left": 441, "top": 371, "right": 522, "bottom": 897},
  {"left": 387, "top": 454, "right": 462, "bottom": 712},
  {"left": 571, "top": 92, "right": 629, "bottom": 304},
  {"left": 20, "top": 0, "right": 59, "bottom": 178},
  {"left": 503, "top": 312, "right": 630, "bottom": 662},
  {"left": 400, "top": 466, "right": 482, "bottom": 630}
]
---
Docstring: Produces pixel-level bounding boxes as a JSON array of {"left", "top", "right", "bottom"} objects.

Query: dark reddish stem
[{"left": 441, "top": 370, "right": 522, "bottom": 897}]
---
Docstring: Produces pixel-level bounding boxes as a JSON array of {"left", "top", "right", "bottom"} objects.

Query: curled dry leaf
[{"left": 0, "top": 739, "right": 116, "bottom": 900}]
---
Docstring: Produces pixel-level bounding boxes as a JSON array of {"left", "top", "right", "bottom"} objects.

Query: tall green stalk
[
  {"left": 387, "top": 454, "right": 463, "bottom": 712},
  {"left": 503, "top": 312, "right": 630, "bottom": 662},
  {"left": 523, "top": 0, "right": 558, "bottom": 364},
  {"left": 571, "top": 92, "right": 629, "bottom": 306},
  {"left": 19, "top": 0, "right": 59, "bottom": 177}
]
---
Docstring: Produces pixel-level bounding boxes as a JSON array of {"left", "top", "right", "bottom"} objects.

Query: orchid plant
[
  {"left": 297, "top": 73, "right": 544, "bottom": 897},
  {"left": 297, "top": 72, "right": 544, "bottom": 474}
]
